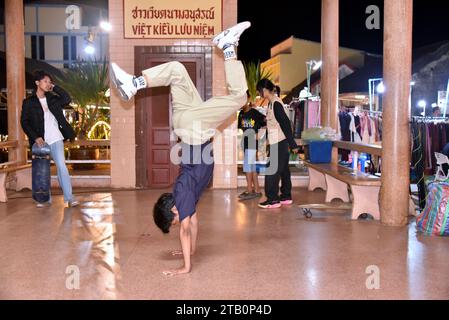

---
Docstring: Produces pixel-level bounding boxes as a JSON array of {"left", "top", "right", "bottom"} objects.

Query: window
[
  {"left": 63, "top": 36, "right": 77, "bottom": 68},
  {"left": 31, "top": 35, "right": 45, "bottom": 60}
]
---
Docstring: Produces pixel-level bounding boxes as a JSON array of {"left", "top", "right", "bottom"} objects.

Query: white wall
[
  {"left": 24, "top": 7, "right": 37, "bottom": 33},
  {"left": 44, "top": 35, "right": 63, "bottom": 61},
  {"left": 38, "top": 7, "right": 68, "bottom": 33}
]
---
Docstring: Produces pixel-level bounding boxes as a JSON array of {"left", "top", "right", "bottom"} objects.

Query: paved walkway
[{"left": 1, "top": 188, "right": 448, "bottom": 300}]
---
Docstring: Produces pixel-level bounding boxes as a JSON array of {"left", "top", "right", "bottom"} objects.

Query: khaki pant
[{"left": 142, "top": 60, "right": 247, "bottom": 145}]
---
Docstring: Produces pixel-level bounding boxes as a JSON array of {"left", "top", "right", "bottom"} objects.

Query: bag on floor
[{"left": 416, "top": 182, "right": 449, "bottom": 236}]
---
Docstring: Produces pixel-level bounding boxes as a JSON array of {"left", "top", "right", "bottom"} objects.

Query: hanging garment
[
  {"left": 411, "top": 121, "right": 426, "bottom": 209},
  {"left": 349, "top": 113, "right": 362, "bottom": 143},
  {"left": 417, "top": 182, "right": 449, "bottom": 236},
  {"left": 441, "top": 123, "right": 447, "bottom": 149},
  {"left": 426, "top": 124, "right": 432, "bottom": 170},
  {"left": 375, "top": 116, "right": 383, "bottom": 142},
  {"left": 354, "top": 115, "right": 362, "bottom": 142},
  {"left": 444, "top": 123, "right": 449, "bottom": 143},
  {"left": 360, "top": 114, "right": 371, "bottom": 144},
  {"left": 338, "top": 111, "right": 351, "bottom": 161},
  {"left": 369, "top": 116, "right": 377, "bottom": 144},
  {"left": 349, "top": 113, "right": 355, "bottom": 142},
  {"left": 307, "top": 100, "right": 320, "bottom": 128},
  {"left": 292, "top": 101, "right": 304, "bottom": 138},
  {"left": 373, "top": 116, "right": 379, "bottom": 142},
  {"left": 431, "top": 123, "right": 441, "bottom": 171}
]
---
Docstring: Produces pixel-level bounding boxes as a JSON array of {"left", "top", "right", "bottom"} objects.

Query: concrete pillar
[
  {"left": 321, "top": 0, "right": 339, "bottom": 130},
  {"left": 380, "top": 0, "right": 413, "bottom": 226},
  {"left": 5, "top": 0, "right": 26, "bottom": 164}
]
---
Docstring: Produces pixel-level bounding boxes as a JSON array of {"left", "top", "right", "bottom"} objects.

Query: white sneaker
[
  {"left": 68, "top": 199, "right": 80, "bottom": 208},
  {"left": 36, "top": 202, "right": 51, "bottom": 208},
  {"left": 110, "top": 62, "right": 138, "bottom": 101},
  {"left": 212, "top": 21, "right": 251, "bottom": 50}
]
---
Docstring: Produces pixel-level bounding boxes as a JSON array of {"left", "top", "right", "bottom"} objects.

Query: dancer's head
[
  {"left": 33, "top": 70, "right": 54, "bottom": 93},
  {"left": 153, "top": 193, "right": 179, "bottom": 233},
  {"left": 257, "top": 79, "right": 276, "bottom": 99}
]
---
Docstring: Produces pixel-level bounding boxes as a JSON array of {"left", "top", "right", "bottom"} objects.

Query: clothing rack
[
  {"left": 412, "top": 116, "right": 449, "bottom": 123},
  {"left": 343, "top": 106, "right": 382, "bottom": 113},
  {"left": 338, "top": 109, "right": 383, "bottom": 146},
  {"left": 367, "top": 110, "right": 383, "bottom": 115},
  {"left": 289, "top": 96, "right": 321, "bottom": 138},
  {"left": 291, "top": 95, "right": 321, "bottom": 103}
]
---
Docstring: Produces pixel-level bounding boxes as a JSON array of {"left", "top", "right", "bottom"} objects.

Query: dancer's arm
[
  {"left": 190, "top": 213, "right": 198, "bottom": 255},
  {"left": 179, "top": 218, "right": 192, "bottom": 272},
  {"left": 164, "top": 217, "right": 192, "bottom": 276},
  {"left": 172, "top": 213, "right": 197, "bottom": 255}
]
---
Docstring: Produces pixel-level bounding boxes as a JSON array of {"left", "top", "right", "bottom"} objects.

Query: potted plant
[
  {"left": 243, "top": 61, "right": 273, "bottom": 104},
  {"left": 56, "top": 58, "right": 109, "bottom": 170}
]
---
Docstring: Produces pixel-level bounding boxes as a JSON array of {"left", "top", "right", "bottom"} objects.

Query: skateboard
[
  {"left": 31, "top": 143, "right": 51, "bottom": 203},
  {"left": 297, "top": 203, "right": 353, "bottom": 219}
]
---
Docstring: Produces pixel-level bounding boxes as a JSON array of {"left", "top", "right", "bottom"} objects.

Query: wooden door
[{"left": 135, "top": 52, "right": 205, "bottom": 188}]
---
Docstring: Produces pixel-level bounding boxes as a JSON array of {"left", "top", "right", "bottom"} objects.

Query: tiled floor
[{"left": 1, "top": 188, "right": 448, "bottom": 300}]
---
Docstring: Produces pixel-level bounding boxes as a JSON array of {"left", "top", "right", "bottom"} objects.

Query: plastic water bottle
[
  {"left": 359, "top": 153, "right": 367, "bottom": 173},
  {"left": 352, "top": 152, "right": 359, "bottom": 172}
]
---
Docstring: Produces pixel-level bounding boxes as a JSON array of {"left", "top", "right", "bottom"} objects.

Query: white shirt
[{"left": 39, "top": 97, "right": 64, "bottom": 145}]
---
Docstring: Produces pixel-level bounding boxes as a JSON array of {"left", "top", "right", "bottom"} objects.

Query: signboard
[{"left": 124, "top": 0, "right": 222, "bottom": 39}]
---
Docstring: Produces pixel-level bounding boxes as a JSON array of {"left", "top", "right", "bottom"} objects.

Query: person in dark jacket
[{"left": 21, "top": 70, "right": 79, "bottom": 208}]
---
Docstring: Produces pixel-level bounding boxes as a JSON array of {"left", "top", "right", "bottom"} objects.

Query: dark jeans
[{"left": 265, "top": 140, "right": 292, "bottom": 202}]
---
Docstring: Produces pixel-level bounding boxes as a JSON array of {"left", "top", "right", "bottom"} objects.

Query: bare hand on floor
[
  {"left": 171, "top": 250, "right": 194, "bottom": 256},
  {"left": 163, "top": 267, "right": 191, "bottom": 277}
]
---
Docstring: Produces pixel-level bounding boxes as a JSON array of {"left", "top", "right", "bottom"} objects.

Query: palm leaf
[
  {"left": 244, "top": 61, "right": 273, "bottom": 103},
  {"left": 56, "top": 58, "right": 109, "bottom": 139}
]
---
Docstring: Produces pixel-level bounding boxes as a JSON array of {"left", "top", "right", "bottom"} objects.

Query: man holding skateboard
[{"left": 21, "top": 70, "right": 79, "bottom": 208}]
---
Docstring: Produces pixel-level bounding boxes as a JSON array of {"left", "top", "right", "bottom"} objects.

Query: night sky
[
  {"left": 238, "top": 0, "right": 449, "bottom": 63},
  {"left": 1, "top": 0, "right": 447, "bottom": 63}
]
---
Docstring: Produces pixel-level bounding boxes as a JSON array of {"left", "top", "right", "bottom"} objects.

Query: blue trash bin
[{"left": 308, "top": 141, "right": 333, "bottom": 164}]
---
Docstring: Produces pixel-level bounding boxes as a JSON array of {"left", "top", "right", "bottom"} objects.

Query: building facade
[
  {"left": 261, "top": 37, "right": 365, "bottom": 94},
  {"left": 0, "top": 2, "right": 108, "bottom": 68}
]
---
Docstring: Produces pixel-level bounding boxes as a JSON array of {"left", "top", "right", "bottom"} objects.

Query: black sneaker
[
  {"left": 239, "top": 191, "right": 251, "bottom": 199},
  {"left": 258, "top": 200, "right": 282, "bottom": 209},
  {"left": 240, "top": 192, "right": 262, "bottom": 201}
]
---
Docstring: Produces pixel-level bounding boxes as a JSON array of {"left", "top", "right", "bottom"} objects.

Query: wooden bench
[
  {"left": 0, "top": 141, "right": 32, "bottom": 202},
  {"left": 304, "top": 162, "right": 381, "bottom": 220},
  {"left": 0, "top": 163, "right": 32, "bottom": 202},
  {"left": 333, "top": 141, "right": 382, "bottom": 157}
]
